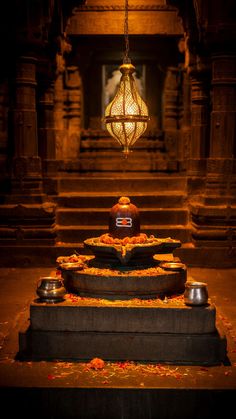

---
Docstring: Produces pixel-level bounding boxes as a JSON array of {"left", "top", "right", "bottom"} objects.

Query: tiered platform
[
  {"left": 1, "top": 266, "right": 235, "bottom": 419},
  {"left": 19, "top": 294, "right": 227, "bottom": 365}
]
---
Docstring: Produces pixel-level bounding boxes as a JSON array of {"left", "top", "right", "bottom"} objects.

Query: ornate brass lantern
[{"left": 104, "top": 0, "right": 149, "bottom": 156}]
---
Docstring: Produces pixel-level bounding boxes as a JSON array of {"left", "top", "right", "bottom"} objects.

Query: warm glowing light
[
  {"left": 104, "top": 0, "right": 149, "bottom": 156},
  {"left": 105, "top": 63, "right": 149, "bottom": 156}
]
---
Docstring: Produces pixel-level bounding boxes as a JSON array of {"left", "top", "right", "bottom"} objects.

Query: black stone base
[
  {"left": 18, "top": 299, "right": 227, "bottom": 365},
  {"left": 18, "top": 325, "right": 227, "bottom": 365}
]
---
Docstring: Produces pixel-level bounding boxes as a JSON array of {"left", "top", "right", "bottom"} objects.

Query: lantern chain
[{"left": 123, "top": 0, "right": 131, "bottom": 63}]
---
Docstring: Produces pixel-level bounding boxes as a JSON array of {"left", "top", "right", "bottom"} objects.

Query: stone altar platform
[
  {"left": 0, "top": 266, "right": 235, "bottom": 419},
  {"left": 18, "top": 294, "right": 227, "bottom": 365}
]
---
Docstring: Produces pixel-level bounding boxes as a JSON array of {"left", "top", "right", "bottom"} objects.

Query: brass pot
[
  {"left": 184, "top": 281, "right": 208, "bottom": 306},
  {"left": 36, "top": 277, "right": 66, "bottom": 303}
]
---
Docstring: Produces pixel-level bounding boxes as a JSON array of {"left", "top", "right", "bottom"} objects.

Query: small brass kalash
[
  {"left": 36, "top": 277, "right": 66, "bottom": 303},
  {"left": 58, "top": 197, "right": 188, "bottom": 300}
]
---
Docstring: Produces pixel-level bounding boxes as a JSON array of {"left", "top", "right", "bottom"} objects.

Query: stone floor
[{"left": 0, "top": 265, "right": 236, "bottom": 418}]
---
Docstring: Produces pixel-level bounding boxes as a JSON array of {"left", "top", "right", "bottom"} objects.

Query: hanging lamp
[{"left": 104, "top": 0, "right": 149, "bottom": 157}]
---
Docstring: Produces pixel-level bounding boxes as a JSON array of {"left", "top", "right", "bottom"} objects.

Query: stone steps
[
  {"left": 77, "top": 157, "right": 175, "bottom": 172},
  {"left": 18, "top": 299, "right": 226, "bottom": 365},
  {"left": 58, "top": 176, "right": 187, "bottom": 193},
  {"left": 55, "top": 175, "right": 190, "bottom": 244},
  {"left": 19, "top": 327, "right": 226, "bottom": 364},
  {"left": 56, "top": 192, "right": 186, "bottom": 208},
  {"left": 56, "top": 208, "right": 189, "bottom": 226},
  {"left": 29, "top": 300, "right": 216, "bottom": 334},
  {"left": 57, "top": 224, "right": 191, "bottom": 243}
]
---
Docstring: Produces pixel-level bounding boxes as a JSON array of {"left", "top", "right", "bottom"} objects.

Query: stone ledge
[
  {"left": 18, "top": 325, "right": 227, "bottom": 365},
  {"left": 30, "top": 299, "right": 216, "bottom": 334}
]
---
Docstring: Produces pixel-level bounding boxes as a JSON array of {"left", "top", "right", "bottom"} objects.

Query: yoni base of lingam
[{"left": 57, "top": 196, "right": 187, "bottom": 300}]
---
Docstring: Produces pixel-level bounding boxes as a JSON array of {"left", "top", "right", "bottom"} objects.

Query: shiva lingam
[
  {"left": 22, "top": 197, "right": 223, "bottom": 366},
  {"left": 58, "top": 197, "right": 187, "bottom": 300},
  {"left": 84, "top": 196, "right": 182, "bottom": 266}
]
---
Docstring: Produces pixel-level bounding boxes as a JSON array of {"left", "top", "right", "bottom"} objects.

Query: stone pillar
[
  {"left": 191, "top": 76, "right": 210, "bottom": 160},
  {"left": 53, "top": 36, "right": 74, "bottom": 164},
  {"left": 38, "top": 76, "right": 59, "bottom": 195},
  {"left": 54, "top": 73, "right": 66, "bottom": 160},
  {"left": 54, "top": 65, "right": 83, "bottom": 172},
  {"left": 205, "top": 54, "right": 236, "bottom": 201},
  {"left": 63, "top": 66, "right": 82, "bottom": 159},
  {"left": 8, "top": 56, "right": 44, "bottom": 202},
  {"left": 179, "top": 68, "right": 191, "bottom": 170},
  {"left": 190, "top": 54, "right": 236, "bottom": 258},
  {"left": 163, "top": 66, "right": 180, "bottom": 171},
  {"left": 0, "top": 55, "right": 57, "bottom": 246},
  {"left": 187, "top": 65, "right": 211, "bottom": 191},
  {"left": 163, "top": 67, "right": 179, "bottom": 131},
  {"left": 38, "top": 82, "right": 57, "bottom": 173}
]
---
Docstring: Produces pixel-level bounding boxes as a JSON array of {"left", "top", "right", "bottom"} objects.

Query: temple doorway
[{"left": 54, "top": 4, "right": 186, "bottom": 174}]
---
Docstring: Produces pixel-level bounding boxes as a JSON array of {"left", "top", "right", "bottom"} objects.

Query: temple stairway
[{"left": 54, "top": 173, "right": 191, "bottom": 248}]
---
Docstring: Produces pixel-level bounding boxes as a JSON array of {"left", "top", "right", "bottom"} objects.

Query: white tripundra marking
[{"left": 115, "top": 217, "right": 132, "bottom": 227}]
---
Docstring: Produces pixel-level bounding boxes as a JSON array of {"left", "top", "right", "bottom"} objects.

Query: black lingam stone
[
  {"left": 61, "top": 195, "right": 185, "bottom": 296},
  {"left": 109, "top": 196, "right": 140, "bottom": 238}
]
